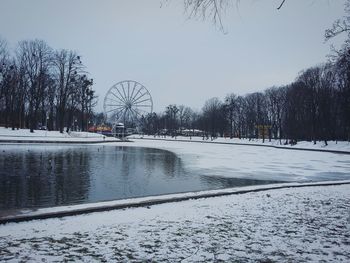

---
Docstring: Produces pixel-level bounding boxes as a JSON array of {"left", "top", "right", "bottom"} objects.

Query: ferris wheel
[{"left": 103, "top": 80, "right": 153, "bottom": 125}]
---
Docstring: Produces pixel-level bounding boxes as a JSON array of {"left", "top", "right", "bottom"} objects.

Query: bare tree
[
  {"left": 201, "top": 97, "right": 225, "bottom": 138},
  {"left": 182, "top": 0, "right": 288, "bottom": 30},
  {"left": 165, "top": 104, "right": 179, "bottom": 136},
  {"left": 265, "top": 86, "right": 286, "bottom": 143},
  {"left": 178, "top": 105, "right": 193, "bottom": 130},
  {"left": 45, "top": 73, "right": 56, "bottom": 131},
  {"left": 297, "top": 67, "right": 323, "bottom": 144},
  {"left": 75, "top": 75, "right": 95, "bottom": 131},
  {"left": 16, "top": 39, "right": 52, "bottom": 132},
  {"left": 224, "top": 93, "right": 236, "bottom": 138},
  {"left": 53, "top": 49, "right": 83, "bottom": 133},
  {"left": 325, "top": 0, "right": 350, "bottom": 41},
  {"left": 234, "top": 95, "right": 246, "bottom": 139},
  {"left": 0, "top": 37, "right": 10, "bottom": 126},
  {"left": 333, "top": 47, "right": 350, "bottom": 141},
  {"left": 1, "top": 36, "right": 97, "bottom": 132},
  {"left": 0, "top": 37, "right": 8, "bottom": 71}
]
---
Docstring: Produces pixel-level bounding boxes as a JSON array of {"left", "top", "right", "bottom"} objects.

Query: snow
[
  {"left": 112, "top": 138, "right": 350, "bottom": 182},
  {"left": 0, "top": 127, "right": 120, "bottom": 143},
  {"left": 1, "top": 184, "right": 349, "bottom": 262},
  {"left": 2, "top": 180, "right": 349, "bottom": 223},
  {"left": 129, "top": 134, "right": 350, "bottom": 153}
]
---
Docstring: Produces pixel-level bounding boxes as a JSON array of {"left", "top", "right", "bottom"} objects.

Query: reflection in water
[
  {"left": 0, "top": 145, "right": 280, "bottom": 210},
  {"left": 0, "top": 148, "right": 91, "bottom": 209},
  {"left": 200, "top": 175, "right": 278, "bottom": 189}
]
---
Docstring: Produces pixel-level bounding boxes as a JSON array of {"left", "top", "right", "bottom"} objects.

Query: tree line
[
  {"left": 141, "top": 53, "right": 350, "bottom": 144},
  {"left": 0, "top": 38, "right": 96, "bottom": 133}
]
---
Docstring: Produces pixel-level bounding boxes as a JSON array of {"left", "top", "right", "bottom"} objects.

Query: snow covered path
[{"left": 1, "top": 184, "right": 349, "bottom": 262}]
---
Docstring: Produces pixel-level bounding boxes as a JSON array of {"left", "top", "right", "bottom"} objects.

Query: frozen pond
[{"left": 0, "top": 145, "right": 279, "bottom": 210}]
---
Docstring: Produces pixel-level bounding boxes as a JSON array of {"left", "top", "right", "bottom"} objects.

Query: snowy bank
[
  {"left": 1, "top": 180, "right": 349, "bottom": 224},
  {"left": 0, "top": 127, "right": 120, "bottom": 143},
  {"left": 129, "top": 135, "right": 350, "bottom": 154},
  {"left": 1, "top": 183, "right": 349, "bottom": 262},
  {"left": 114, "top": 139, "right": 350, "bottom": 182}
]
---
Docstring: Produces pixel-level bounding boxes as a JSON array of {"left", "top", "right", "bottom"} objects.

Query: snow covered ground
[
  {"left": 2, "top": 180, "right": 348, "bottom": 223},
  {"left": 0, "top": 127, "right": 119, "bottom": 142},
  {"left": 115, "top": 139, "right": 350, "bottom": 182},
  {"left": 1, "top": 183, "right": 349, "bottom": 262},
  {"left": 129, "top": 134, "right": 350, "bottom": 153}
]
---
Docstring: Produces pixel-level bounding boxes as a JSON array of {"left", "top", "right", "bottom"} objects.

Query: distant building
[
  {"left": 179, "top": 129, "right": 204, "bottom": 137},
  {"left": 88, "top": 125, "right": 112, "bottom": 136}
]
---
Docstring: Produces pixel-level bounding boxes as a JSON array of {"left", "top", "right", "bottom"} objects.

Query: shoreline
[
  {"left": 131, "top": 136, "right": 350, "bottom": 155},
  {"left": 2, "top": 180, "right": 350, "bottom": 224},
  {"left": 0, "top": 139, "right": 126, "bottom": 144},
  {"left": 1, "top": 161, "right": 349, "bottom": 261},
  {"left": 1, "top": 135, "right": 349, "bottom": 154}
]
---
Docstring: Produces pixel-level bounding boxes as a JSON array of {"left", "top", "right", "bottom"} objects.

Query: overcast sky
[{"left": 0, "top": 0, "right": 347, "bottom": 112}]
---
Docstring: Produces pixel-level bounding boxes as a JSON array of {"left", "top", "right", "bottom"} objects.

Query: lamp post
[{"left": 45, "top": 116, "right": 49, "bottom": 136}]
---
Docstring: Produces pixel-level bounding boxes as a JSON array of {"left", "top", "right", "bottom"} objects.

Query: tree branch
[{"left": 277, "top": 0, "right": 286, "bottom": 10}]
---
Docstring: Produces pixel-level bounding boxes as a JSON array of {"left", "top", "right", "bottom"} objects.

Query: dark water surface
[{"left": 0, "top": 145, "right": 279, "bottom": 210}]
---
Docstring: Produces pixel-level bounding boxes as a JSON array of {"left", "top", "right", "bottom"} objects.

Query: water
[{"left": 0, "top": 145, "right": 279, "bottom": 210}]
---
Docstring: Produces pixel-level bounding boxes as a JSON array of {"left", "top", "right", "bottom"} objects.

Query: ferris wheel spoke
[
  {"left": 121, "top": 109, "right": 126, "bottom": 121},
  {"left": 105, "top": 105, "right": 125, "bottom": 114},
  {"left": 129, "top": 110, "right": 135, "bottom": 123},
  {"left": 132, "top": 92, "right": 148, "bottom": 103},
  {"left": 127, "top": 81, "right": 131, "bottom": 101},
  {"left": 115, "top": 85, "right": 127, "bottom": 103},
  {"left": 124, "top": 109, "right": 130, "bottom": 122},
  {"left": 124, "top": 82, "right": 130, "bottom": 102},
  {"left": 111, "top": 90, "right": 125, "bottom": 103},
  {"left": 134, "top": 104, "right": 152, "bottom": 108},
  {"left": 120, "top": 83, "right": 128, "bottom": 102},
  {"left": 114, "top": 108, "right": 126, "bottom": 119},
  {"left": 105, "top": 104, "right": 126, "bottom": 107},
  {"left": 129, "top": 82, "right": 137, "bottom": 101},
  {"left": 105, "top": 105, "right": 124, "bottom": 112},
  {"left": 128, "top": 109, "right": 137, "bottom": 123},
  {"left": 125, "top": 109, "right": 134, "bottom": 122},
  {"left": 130, "top": 107, "right": 141, "bottom": 118},
  {"left": 106, "top": 97, "right": 123, "bottom": 104},
  {"left": 129, "top": 107, "right": 139, "bottom": 123},
  {"left": 131, "top": 108, "right": 143, "bottom": 119},
  {"left": 133, "top": 98, "right": 151, "bottom": 105},
  {"left": 131, "top": 87, "right": 143, "bottom": 103},
  {"left": 106, "top": 97, "right": 124, "bottom": 105},
  {"left": 110, "top": 91, "right": 125, "bottom": 104}
]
